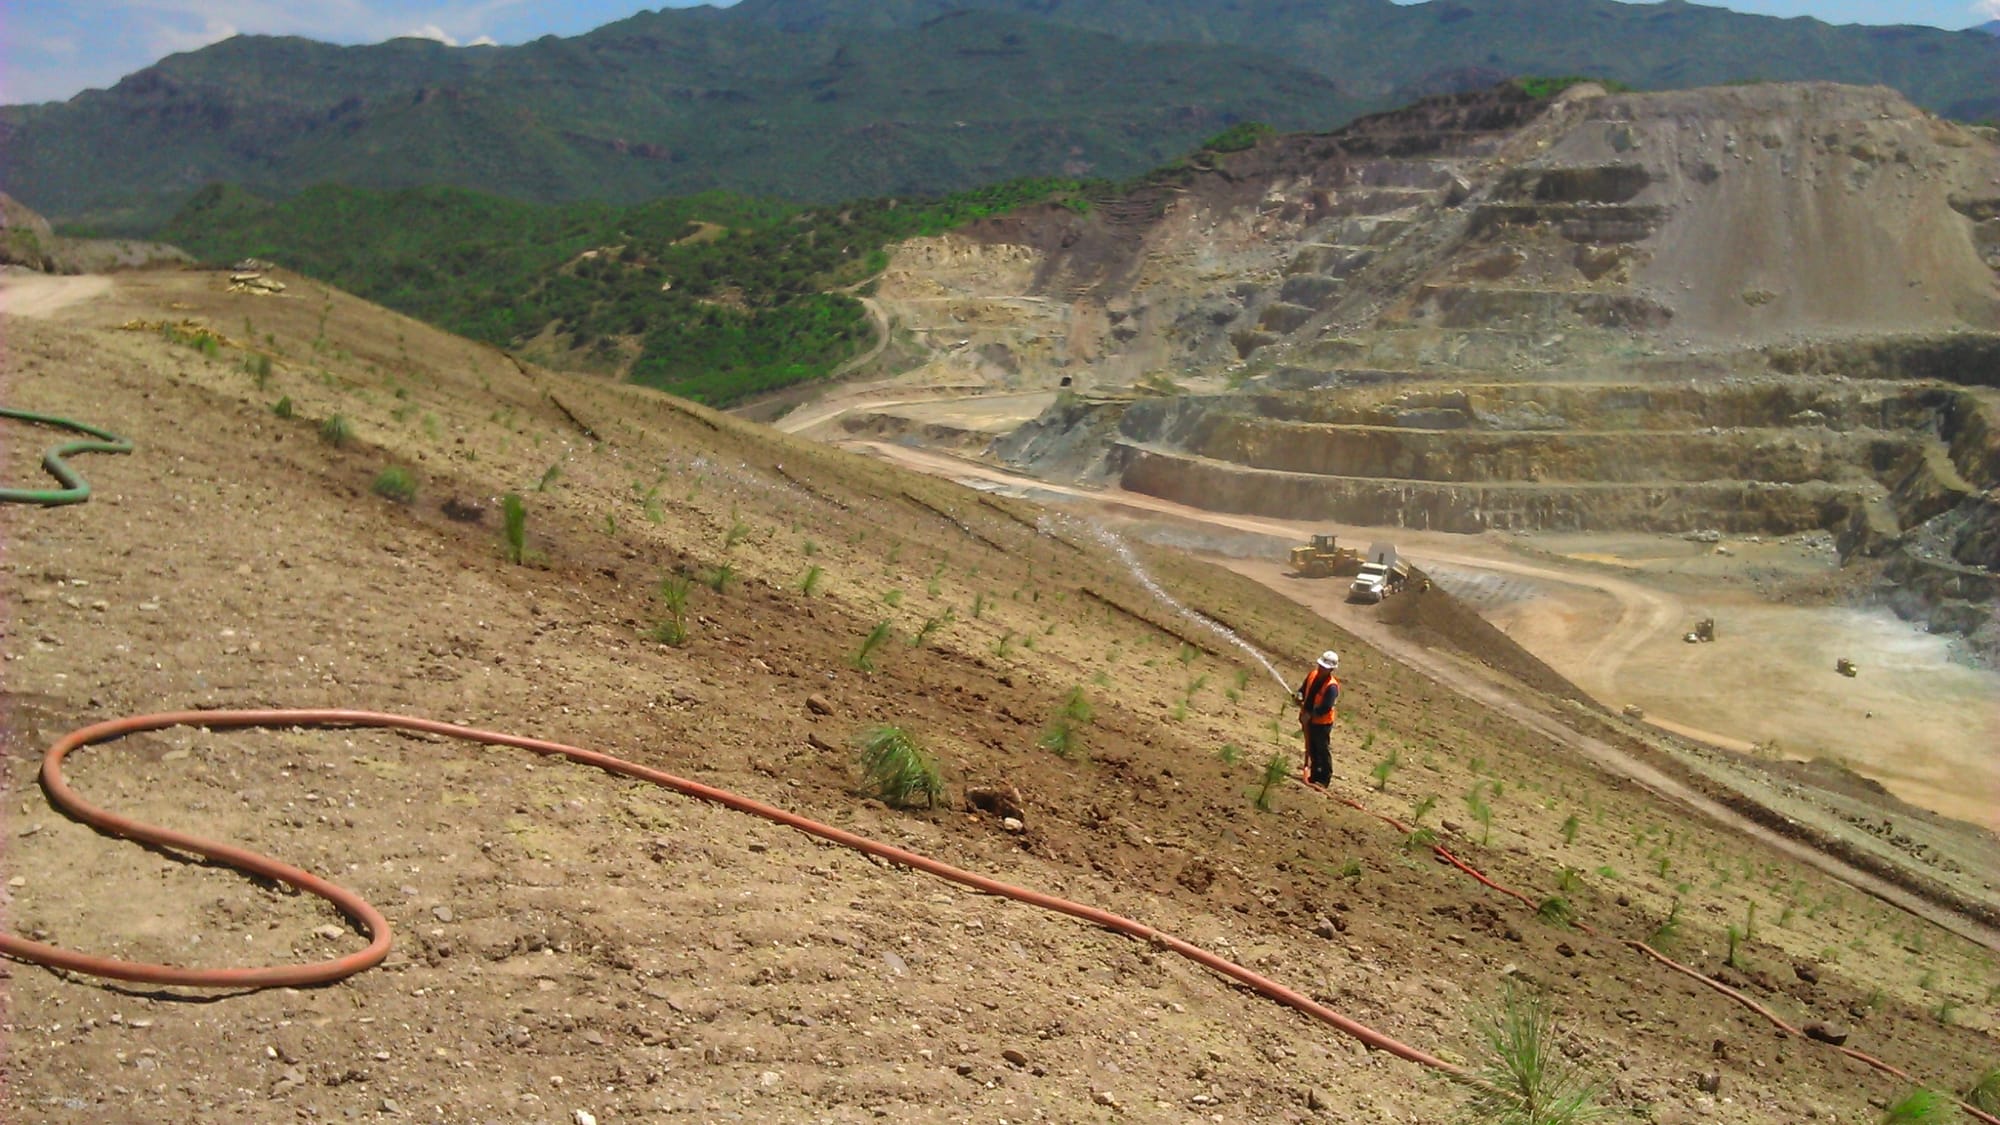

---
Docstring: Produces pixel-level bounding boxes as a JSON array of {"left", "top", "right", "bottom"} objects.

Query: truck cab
[{"left": 1348, "top": 562, "right": 1391, "bottom": 603}]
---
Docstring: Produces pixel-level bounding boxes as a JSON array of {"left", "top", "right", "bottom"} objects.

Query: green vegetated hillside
[
  {"left": 7, "top": 0, "right": 1999, "bottom": 232},
  {"left": 1, "top": 9, "right": 1350, "bottom": 233},
  {"left": 163, "top": 176, "right": 1096, "bottom": 405}
]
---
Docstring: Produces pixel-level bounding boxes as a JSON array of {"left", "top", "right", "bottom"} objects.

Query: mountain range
[{"left": 4, "top": 0, "right": 1997, "bottom": 232}]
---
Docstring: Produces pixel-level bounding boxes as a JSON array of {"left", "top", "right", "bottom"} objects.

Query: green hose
[{"left": 0, "top": 407, "right": 133, "bottom": 506}]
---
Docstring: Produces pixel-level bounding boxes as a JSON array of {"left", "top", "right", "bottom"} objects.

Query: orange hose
[{"left": 2, "top": 709, "right": 1471, "bottom": 1080}]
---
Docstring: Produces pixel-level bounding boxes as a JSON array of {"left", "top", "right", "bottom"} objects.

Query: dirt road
[{"left": 0, "top": 271, "right": 111, "bottom": 319}]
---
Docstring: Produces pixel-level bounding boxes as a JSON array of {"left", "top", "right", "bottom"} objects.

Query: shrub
[
  {"left": 1466, "top": 984, "right": 1608, "bottom": 1125},
  {"left": 500, "top": 493, "right": 527, "bottom": 564},
  {"left": 318, "top": 413, "right": 352, "bottom": 448},
  {"left": 371, "top": 465, "right": 417, "bottom": 503},
  {"left": 855, "top": 725, "right": 944, "bottom": 809}
]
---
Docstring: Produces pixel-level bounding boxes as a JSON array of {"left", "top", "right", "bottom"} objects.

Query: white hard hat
[{"left": 1317, "top": 651, "right": 1340, "bottom": 670}]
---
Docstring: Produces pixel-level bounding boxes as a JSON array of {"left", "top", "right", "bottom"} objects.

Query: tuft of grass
[
  {"left": 245, "top": 351, "right": 274, "bottom": 387},
  {"left": 318, "top": 413, "right": 353, "bottom": 448},
  {"left": 271, "top": 396, "right": 294, "bottom": 419},
  {"left": 536, "top": 461, "right": 563, "bottom": 492},
  {"left": 852, "top": 621, "right": 892, "bottom": 671},
  {"left": 1725, "top": 925, "right": 1745, "bottom": 970},
  {"left": 371, "top": 465, "right": 417, "bottom": 504},
  {"left": 855, "top": 725, "right": 944, "bottom": 809},
  {"left": 500, "top": 493, "right": 527, "bottom": 565},
  {"left": 1217, "top": 743, "right": 1242, "bottom": 766},
  {"left": 1253, "top": 753, "right": 1288, "bottom": 812},
  {"left": 1559, "top": 814, "right": 1580, "bottom": 846},
  {"left": 702, "top": 563, "right": 735, "bottom": 593},
  {"left": 1466, "top": 984, "right": 1608, "bottom": 1125}
]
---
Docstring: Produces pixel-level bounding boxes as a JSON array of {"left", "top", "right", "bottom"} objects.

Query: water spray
[{"left": 1040, "top": 514, "right": 1293, "bottom": 693}]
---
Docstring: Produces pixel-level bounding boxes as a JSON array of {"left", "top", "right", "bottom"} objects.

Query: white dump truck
[{"left": 1347, "top": 543, "right": 1409, "bottom": 603}]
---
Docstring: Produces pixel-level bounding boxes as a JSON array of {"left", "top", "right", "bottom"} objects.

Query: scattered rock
[
  {"left": 573, "top": 1112, "right": 598, "bottom": 1125},
  {"left": 1697, "top": 1072, "right": 1722, "bottom": 1094},
  {"left": 1802, "top": 1021, "right": 1849, "bottom": 1045},
  {"left": 1001, "top": 1048, "right": 1029, "bottom": 1068},
  {"left": 1093, "top": 1091, "right": 1123, "bottom": 1111},
  {"left": 1793, "top": 962, "right": 1818, "bottom": 984},
  {"left": 431, "top": 906, "right": 455, "bottom": 923},
  {"left": 806, "top": 693, "right": 834, "bottom": 715},
  {"left": 1307, "top": 1087, "right": 1329, "bottom": 1112},
  {"left": 1001, "top": 817, "right": 1025, "bottom": 833}
]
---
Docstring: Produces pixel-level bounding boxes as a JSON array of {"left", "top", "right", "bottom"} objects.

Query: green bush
[{"left": 855, "top": 725, "right": 944, "bottom": 809}]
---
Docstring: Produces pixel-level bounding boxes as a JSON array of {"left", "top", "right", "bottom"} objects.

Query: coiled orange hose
[{"left": 2, "top": 709, "right": 1471, "bottom": 1079}]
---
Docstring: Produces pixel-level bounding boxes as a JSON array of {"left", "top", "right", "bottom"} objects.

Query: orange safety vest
[{"left": 1299, "top": 668, "right": 1340, "bottom": 726}]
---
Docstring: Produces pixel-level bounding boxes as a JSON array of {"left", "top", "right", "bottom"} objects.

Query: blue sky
[{"left": 3, "top": 0, "right": 1995, "bottom": 106}]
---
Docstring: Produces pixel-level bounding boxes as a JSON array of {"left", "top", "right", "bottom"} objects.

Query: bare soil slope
[{"left": 3, "top": 269, "right": 1997, "bottom": 1123}]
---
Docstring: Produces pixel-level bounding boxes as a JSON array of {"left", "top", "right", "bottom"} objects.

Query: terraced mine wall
[{"left": 1109, "top": 443, "right": 1862, "bottom": 534}]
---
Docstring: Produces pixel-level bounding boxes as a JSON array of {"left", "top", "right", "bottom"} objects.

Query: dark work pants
[{"left": 1304, "top": 723, "right": 1332, "bottom": 786}]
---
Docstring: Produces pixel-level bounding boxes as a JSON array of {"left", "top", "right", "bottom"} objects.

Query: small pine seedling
[
  {"left": 703, "top": 564, "right": 735, "bottom": 593},
  {"left": 371, "top": 466, "right": 417, "bottom": 504},
  {"left": 651, "top": 574, "right": 692, "bottom": 646},
  {"left": 1964, "top": 1066, "right": 2000, "bottom": 1113},
  {"left": 855, "top": 725, "right": 944, "bottom": 809},
  {"left": 319, "top": 414, "right": 352, "bottom": 448},
  {"left": 1369, "top": 746, "right": 1401, "bottom": 792},
  {"left": 1536, "top": 896, "right": 1577, "bottom": 929},
  {"left": 1217, "top": 743, "right": 1242, "bottom": 766},
  {"left": 852, "top": 621, "right": 893, "bottom": 671},
  {"left": 271, "top": 396, "right": 294, "bottom": 419},
  {"left": 1881, "top": 1088, "right": 1953, "bottom": 1124},
  {"left": 1560, "top": 813, "right": 1580, "bottom": 846},
  {"left": 1253, "top": 753, "right": 1288, "bottom": 812},
  {"left": 799, "top": 564, "right": 824, "bottom": 596},
  {"left": 1648, "top": 899, "right": 1683, "bottom": 950},
  {"left": 537, "top": 462, "right": 563, "bottom": 492},
  {"left": 1466, "top": 984, "right": 1608, "bottom": 1125},
  {"left": 500, "top": 493, "right": 527, "bottom": 565}
]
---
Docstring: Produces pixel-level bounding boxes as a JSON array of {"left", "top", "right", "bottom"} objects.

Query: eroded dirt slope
[{"left": 2, "top": 269, "right": 1997, "bottom": 1123}]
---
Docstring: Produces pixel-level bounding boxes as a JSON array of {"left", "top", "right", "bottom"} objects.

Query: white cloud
[
  {"left": 1976, "top": 0, "right": 2000, "bottom": 19},
  {"left": 400, "top": 23, "right": 460, "bottom": 45}
]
